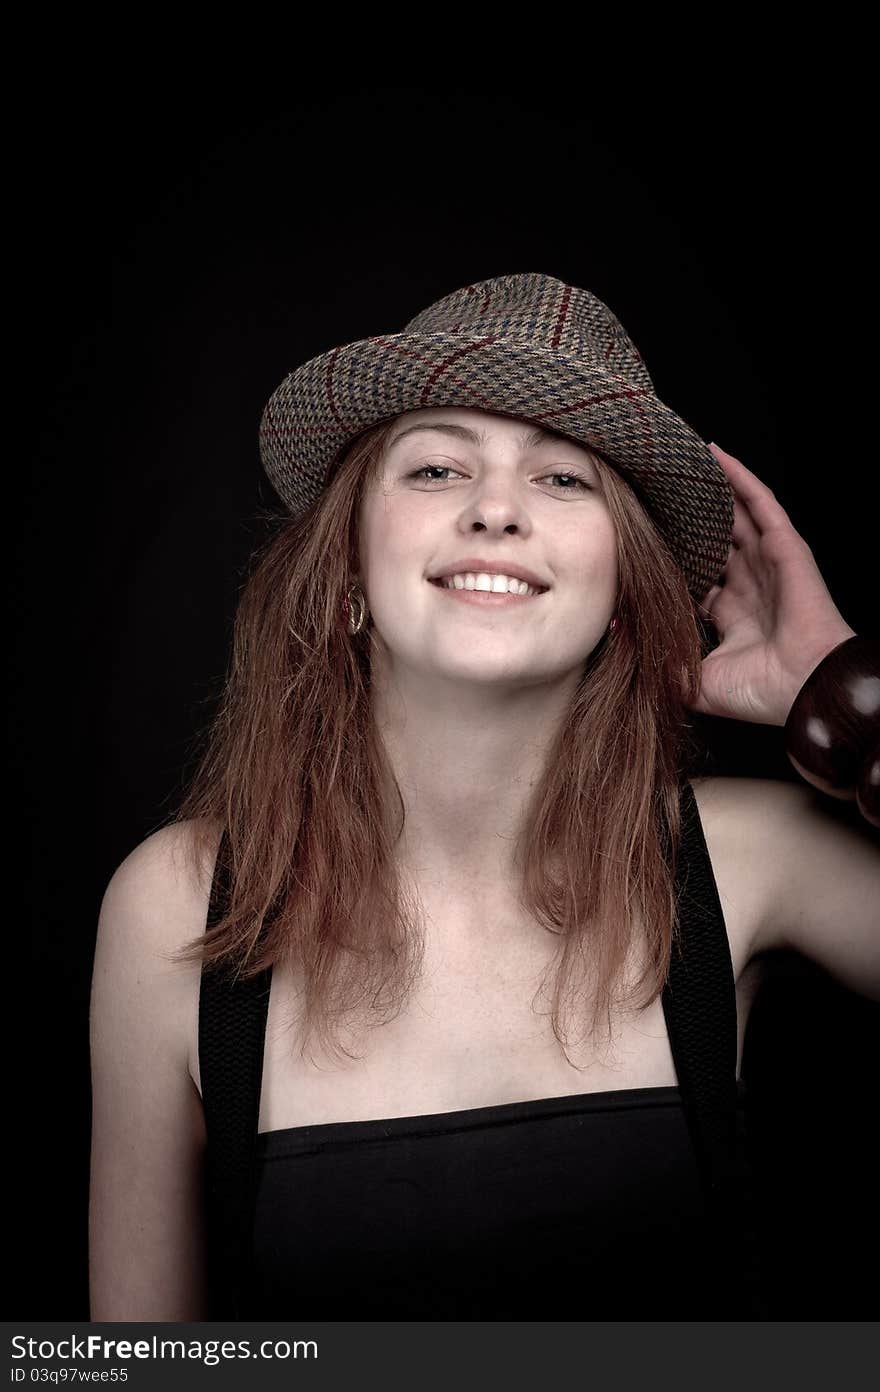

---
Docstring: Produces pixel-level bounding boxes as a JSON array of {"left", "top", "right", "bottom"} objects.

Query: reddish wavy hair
[{"left": 167, "top": 417, "right": 706, "bottom": 1064}]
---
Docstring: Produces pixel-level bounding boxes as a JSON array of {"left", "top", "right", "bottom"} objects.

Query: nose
[{"left": 457, "top": 476, "right": 533, "bottom": 538}]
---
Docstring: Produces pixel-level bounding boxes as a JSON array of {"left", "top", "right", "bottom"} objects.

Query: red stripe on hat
[{"left": 422, "top": 335, "right": 500, "bottom": 395}]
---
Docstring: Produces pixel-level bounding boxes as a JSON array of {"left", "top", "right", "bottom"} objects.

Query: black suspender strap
[
  {"left": 199, "top": 781, "right": 767, "bottom": 1318},
  {"left": 662, "top": 780, "right": 739, "bottom": 1196},
  {"left": 661, "top": 778, "right": 768, "bottom": 1316},
  {"left": 198, "top": 831, "right": 272, "bottom": 1320}
]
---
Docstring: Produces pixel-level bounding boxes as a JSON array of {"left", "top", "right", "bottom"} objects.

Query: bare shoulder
[
  {"left": 688, "top": 772, "right": 815, "bottom": 855},
  {"left": 109, "top": 816, "right": 224, "bottom": 896},
  {"left": 97, "top": 819, "right": 222, "bottom": 1056},
  {"left": 688, "top": 775, "right": 880, "bottom": 999},
  {"left": 101, "top": 818, "right": 222, "bottom": 945}
]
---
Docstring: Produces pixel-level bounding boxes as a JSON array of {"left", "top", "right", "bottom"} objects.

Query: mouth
[
  {"left": 427, "top": 578, "right": 547, "bottom": 605},
  {"left": 427, "top": 564, "right": 550, "bottom": 596}
]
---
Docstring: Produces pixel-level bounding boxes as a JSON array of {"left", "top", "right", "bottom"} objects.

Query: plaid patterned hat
[{"left": 259, "top": 271, "right": 734, "bottom": 601}]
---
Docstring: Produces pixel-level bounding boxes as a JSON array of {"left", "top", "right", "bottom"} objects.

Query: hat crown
[{"left": 403, "top": 272, "right": 655, "bottom": 394}]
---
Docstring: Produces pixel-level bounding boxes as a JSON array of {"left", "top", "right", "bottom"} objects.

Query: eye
[
  {"left": 539, "top": 472, "right": 593, "bottom": 491},
  {"left": 405, "top": 462, "right": 464, "bottom": 485},
  {"left": 403, "top": 462, "right": 593, "bottom": 491}
]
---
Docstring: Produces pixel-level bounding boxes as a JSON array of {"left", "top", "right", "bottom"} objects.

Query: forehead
[{"left": 384, "top": 407, "right": 594, "bottom": 458}]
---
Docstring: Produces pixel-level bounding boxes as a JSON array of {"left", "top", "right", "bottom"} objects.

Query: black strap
[
  {"left": 661, "top": 779, "right": 768, "bottom": 1315},
  {"left": 198, "top": 834, "right": 272, "bottom": 1320},
  {"left": 199, "top": 781, "right": 766, "bottom": 1318},
  {"left": 661, "top": 780, "right": 739, "bottom": 1193}
]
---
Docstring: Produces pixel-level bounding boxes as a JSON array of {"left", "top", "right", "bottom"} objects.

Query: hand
[{"left": 689, "top": 443, "right": 856, "bottom": 726}]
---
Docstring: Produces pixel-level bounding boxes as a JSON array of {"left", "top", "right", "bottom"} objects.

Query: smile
[{"left": 428, "top": 578, "right": 545, "bottom": 606}]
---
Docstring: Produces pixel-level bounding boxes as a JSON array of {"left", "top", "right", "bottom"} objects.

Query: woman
[{"left": 88, "top": 272, "right": 879, "bottom": 1321}]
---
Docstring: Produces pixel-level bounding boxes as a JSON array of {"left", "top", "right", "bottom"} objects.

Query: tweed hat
[{"left": 259, "top": 272, "right": 734, "bottom": 601}]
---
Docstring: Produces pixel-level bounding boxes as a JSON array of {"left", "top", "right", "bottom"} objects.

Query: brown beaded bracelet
[{"left": 784, "top": 635, "right": 880, "bottom": 828}]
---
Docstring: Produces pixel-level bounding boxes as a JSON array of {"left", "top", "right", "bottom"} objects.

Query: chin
[{"left": 433, "top": 654, "right": 581, "bottom": 685}]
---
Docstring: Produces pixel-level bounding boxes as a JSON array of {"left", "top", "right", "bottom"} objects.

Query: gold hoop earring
[{"left": 343, "top": 582, "right": 368, "bottom": 637}]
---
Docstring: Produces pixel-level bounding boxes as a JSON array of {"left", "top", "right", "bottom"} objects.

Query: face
[{"left": 356, "top": 407, "right": 619, "bottom": 689}]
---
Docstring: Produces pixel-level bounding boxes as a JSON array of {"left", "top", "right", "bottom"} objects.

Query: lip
[
  {"left": 427, "top": 558, "right": 550, "bottom": 590},
  {"left": 429, "top": 583, "right": 543, "bottom": 607}
]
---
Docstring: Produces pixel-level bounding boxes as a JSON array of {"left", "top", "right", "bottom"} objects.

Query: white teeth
[{"left": 439, "top": 572, "right": 540, "bottom": 596}]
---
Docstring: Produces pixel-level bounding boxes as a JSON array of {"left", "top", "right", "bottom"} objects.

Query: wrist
[{"left": 779, "top": 625, "right": 858, "bottom": 726}]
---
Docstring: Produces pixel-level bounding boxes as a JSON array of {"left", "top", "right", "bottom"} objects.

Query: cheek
[
  {"left": 568, "top": 519, "right": 619, "bottom": 593},
  {"left": 358, "top": 500, "right": 427, "bottom": 590}
]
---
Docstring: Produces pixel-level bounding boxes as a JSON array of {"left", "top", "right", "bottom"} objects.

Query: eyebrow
[{"left": 385, "top": 421, "right": 571, "bottom": 453}]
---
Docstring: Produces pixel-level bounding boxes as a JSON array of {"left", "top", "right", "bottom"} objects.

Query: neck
[{"left": 369, "top": 645, "right": 582, "bottom": 895}]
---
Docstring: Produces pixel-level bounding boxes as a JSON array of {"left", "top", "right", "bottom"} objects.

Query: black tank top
[{"left": 198, "top": 782, "right": 767, "bottom": 1319}]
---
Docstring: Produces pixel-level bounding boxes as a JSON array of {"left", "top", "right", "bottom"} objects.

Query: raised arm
[
  {"left": 687, "top": 442, "right": 879, "bottom": 999},
  {"left": 89, "top": 824, "right": 212, "bottom": 1321}
]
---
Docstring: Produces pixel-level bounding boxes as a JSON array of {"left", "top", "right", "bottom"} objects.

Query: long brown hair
[{"left": 167, "top": 417, "right": 706, "bottom": 1065}]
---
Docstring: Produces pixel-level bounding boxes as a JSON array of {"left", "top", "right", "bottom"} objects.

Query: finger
[
  {"left": 715, "top": 530, "right": 774, "bottom": 601},
  {"left": 700, "top": 541, "right": 768, "bottom": 628},
  {"left": 697, "top": 560, "right": 746, "bottom": 626},
  {"left": 698, "top": 581, "right": 724, "bottom": 618},
  {"left": 731, "top": 498, "right": 759, "bottom": 552},
  {"left": 709, "top": 443, "right": 792, "bottom": 535},
  {"left": 698, "top": 534, "right": 737, "bottom": 612}
]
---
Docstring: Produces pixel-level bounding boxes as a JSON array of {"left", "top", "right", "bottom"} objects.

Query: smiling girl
[{"left": 88, "top": 273, "right": 879, "bottom": 1322}]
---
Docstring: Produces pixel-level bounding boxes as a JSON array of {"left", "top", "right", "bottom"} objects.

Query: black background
[{"left": 14, "top": 57, "right": 878, "bottom": 1321}]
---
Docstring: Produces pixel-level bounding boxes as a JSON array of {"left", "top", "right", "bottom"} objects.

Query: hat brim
[{"left": 259, "top": 332, "right": 734, "bottom": 602}]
